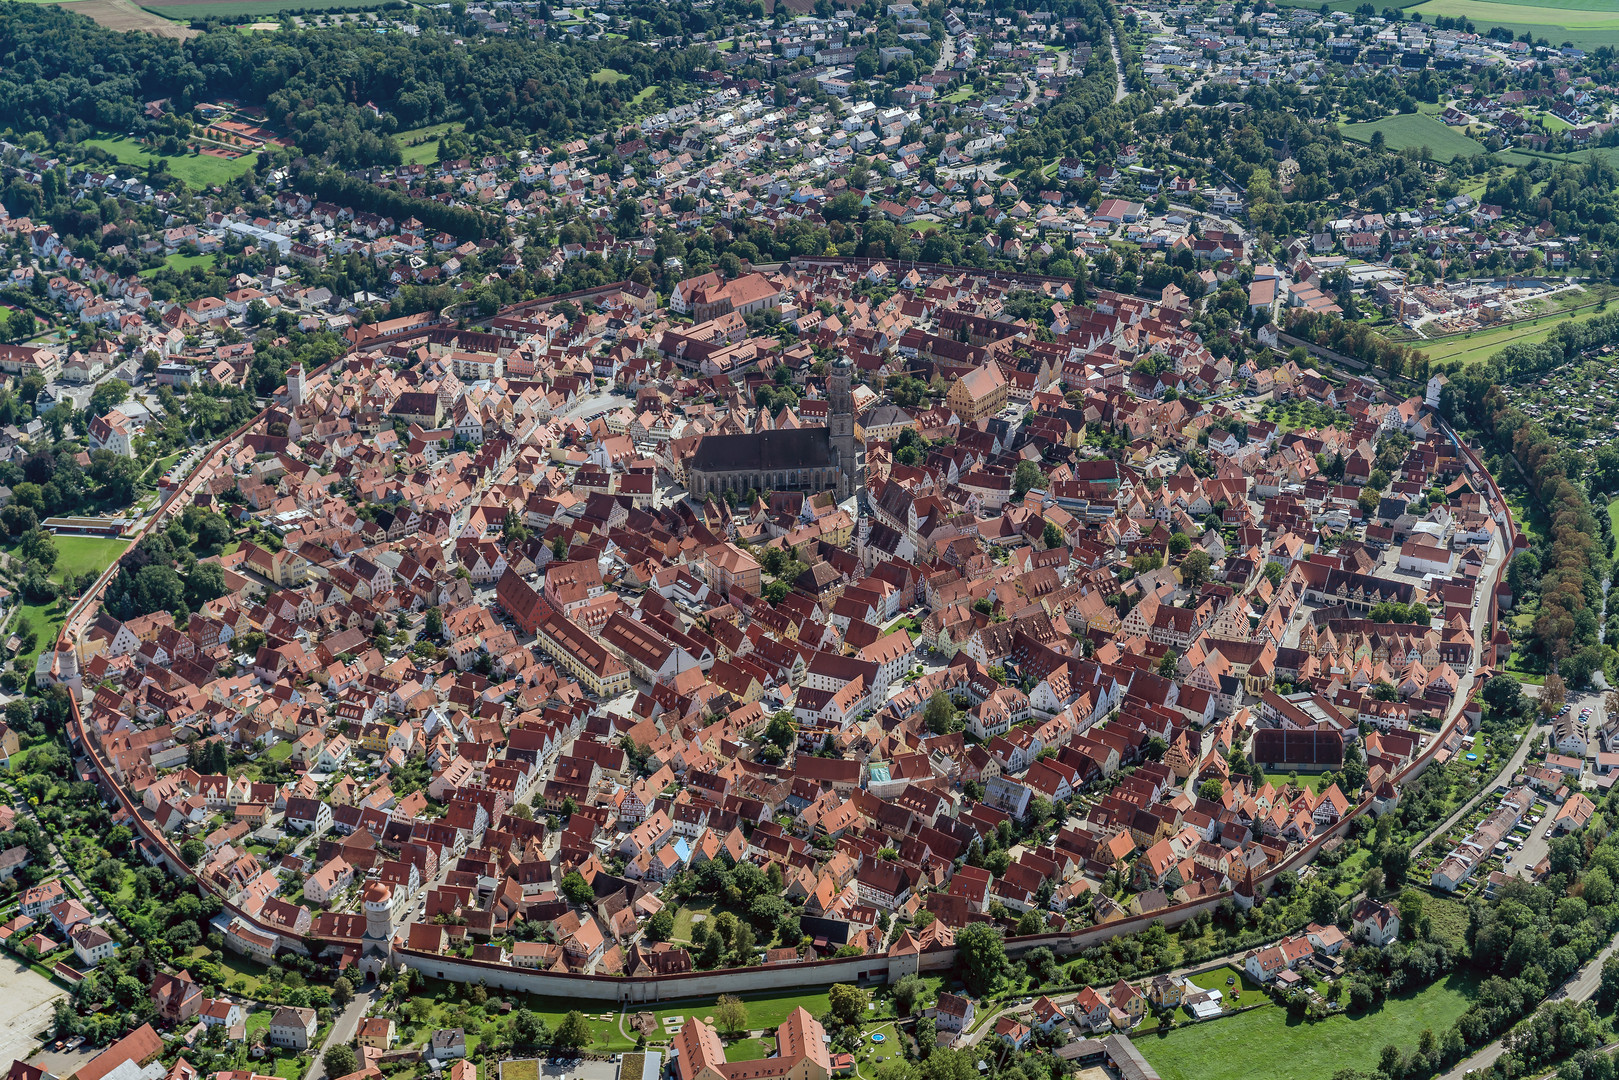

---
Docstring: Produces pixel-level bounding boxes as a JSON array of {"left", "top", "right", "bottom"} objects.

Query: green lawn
[
  {"left": 1187, "top": 966, "right": 1264, "bottom": 996},
  {"left": 631, "top": 85, "right": 660, "bottom": 106},
  {"left": 396, "top": 120, "right": 466, "bottom": 142},
  {"left": 668, "top": 901, "right": 711, "bottom": 944},
  {"left": 11, "top": 600, "right": 65, "bottom": 671},
  {"left": 396, "top": 121, "right": 464, "bottom": 166},
  {"left": 104, "top": 863, "right": 136, "bottom": 904},
  {"left": 245, "top": 1010, "right": 272, "bottom": 1041},
  {"left": 139, "top": 252, "right": 218, "bottom": 279},
  {"left": 852, "top": 1023, "right": 904, "bottom": 1080},
  {"left": 80, "top": 136, "right": 257, "bottom": 189},
  {"left": 1425, "top": 896, "right": 1472, "bottom": 952},
  {"left": 402, "top": 142, "right": 441, "bottom": 165},
  {"left": 51, "top": 536, "right": 129, "bottom": 582},
  {"left": 265, "top": 740, "right": 295, "bottom": 761},
  {"left": 725, "top": 1039, "right": 772, "bottom": 1062},
  {"left": 591, "top": 68, "right": 629, "bottom": 85},
  {"left": 1141, "top": 972, "right": 1481, "bottom": 1080},
  {"left": 1340, "top": 114, "right": 1488, "bottom": 162}
]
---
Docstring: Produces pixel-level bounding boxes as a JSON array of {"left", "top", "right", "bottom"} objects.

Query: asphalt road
[
  {"left": 303, "top": 990, "right": 375, "bottom": 1080},
  {"left": 1438, "top": 935, "right": 1619, "bottom": 1080}
]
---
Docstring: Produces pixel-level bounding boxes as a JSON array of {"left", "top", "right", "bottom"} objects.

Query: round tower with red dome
[{"left": 364, "top": 879, "right": 394, "bottom": 944}]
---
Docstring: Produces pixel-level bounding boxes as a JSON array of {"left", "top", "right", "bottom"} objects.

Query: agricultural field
[
  {"left": 80, "top": 135, "right": 257, "bottom": 188},
  {"left": 39, "top": 0, "right": 193, "bottom": 36},
  {"left": 1340, "top": 114, "right": 1488, "bottom": 162},
  {"left": 1410, "top": 0, "right": 1619, "bottom": 44},
  {"left": 138, "top": 0, "right": 391, "bottom": 19}
]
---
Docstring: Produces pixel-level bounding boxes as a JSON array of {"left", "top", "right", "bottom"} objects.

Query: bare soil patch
[{"left": 62, "top": 0, "right": 196, "bottom": 36}]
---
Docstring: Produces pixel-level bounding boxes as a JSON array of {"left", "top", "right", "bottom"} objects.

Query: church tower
[{"left": 828, "top": 357, "right": 860, "bottom": 500}]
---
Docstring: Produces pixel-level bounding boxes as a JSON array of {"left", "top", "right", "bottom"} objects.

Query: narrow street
[
  {"left": 1110, "top": 29, "right": 1127, "bottom": 103},
  {"left": 303, "top": 990, "right": 375, "bottom": 1080}
]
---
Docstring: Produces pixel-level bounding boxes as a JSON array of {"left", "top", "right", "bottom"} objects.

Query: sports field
[
  {"left": 1410, "top": 0, "right": 1619, "bottom": 44},
  {"left": 81, "top": 135, "right": 257, "bottom": 188},
  {"left": 1340, "top": 113, "right": 1487, "bottom": 162}
]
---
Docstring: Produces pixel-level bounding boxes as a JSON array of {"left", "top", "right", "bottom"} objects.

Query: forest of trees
[
  {"left": 1444, "top": 340, "right": 1611, "bottom": 682},
  {"left": 0, "top": 4, "right": 716, "bottom": 168}
]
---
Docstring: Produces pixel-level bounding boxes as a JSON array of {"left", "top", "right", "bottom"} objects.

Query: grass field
[
  {"left": 1410, "top": 0, "right": 1619, "bottom": 42},
  {"left": 725, "top": 1039, "right": 772, "bottom": 1062},
  {"left": 1142, "top": 972, "right": 1481, "bottom": 1080},
  {"left": 51, "top": 537, "right": 129, "bottom": 583},
  {"left": 631, "top": 84, "right": 660, "bottom": 106},
  {"left": 396, "top": 120, "right": 464, "bottom": 166},
  {"left": 1418, "top": 304, "right": 1609, "bottom": 365},
  {"left": 591, "top": 68, "right": 629, "bottom": 85},
  {"left": 81, "top": 135, "right": 256, "bottom": 188},
  {"left": 1340, "top": 114, "right": 1488, "bottom": 162},
  {"left": 139, "top": 252, "right": 218, "bottom": 278},
  {"left": 668, "top": 902, "right": 710, "bottom": 943},
  {"left": 1187, "top": 965, "right": 1265, "bottom": 996},
  {"left": 11, "top": 600, "right": 63, "bottom": 671},
  {"left": 4, "top": 536, "right": 122, "bottom": 668}
]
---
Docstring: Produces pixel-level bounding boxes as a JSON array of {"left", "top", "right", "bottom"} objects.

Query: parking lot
[{"left": 0, "top": 956, "right": 68, "bottom": 1073}]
